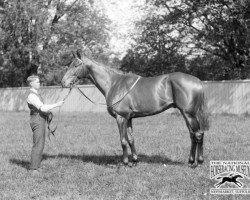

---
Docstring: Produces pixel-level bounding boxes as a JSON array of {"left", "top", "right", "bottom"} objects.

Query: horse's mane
[{"left": 81, "top": 54, "right": 126, "bottom": 75}]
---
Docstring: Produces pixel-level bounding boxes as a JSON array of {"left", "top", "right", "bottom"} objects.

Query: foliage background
[
  {"left": 120, "top": 0, "right": 250, "bottom": 80},
  {"left": 0, "top": 0, "right": 250, "bottom": 87},
  {"left": 0, "top": 0, "right": 112, "bottom": 87}
]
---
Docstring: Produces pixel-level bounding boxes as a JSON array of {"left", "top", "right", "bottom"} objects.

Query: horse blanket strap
[
  {"left": 76, "top": 76, "right": 141, "bottom": 108},
  {"left": 107, "top": 76, "right": 141, "bottom": 108}
]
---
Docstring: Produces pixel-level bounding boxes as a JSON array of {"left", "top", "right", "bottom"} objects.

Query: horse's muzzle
[
  {"left": 61, "top": 80, "right": 66, "bottom": 88},
  {"left": 61, "top": 79, "right": 70, "bottom": 88},
  {"left": 61, "top": 76, "right": 78, "bottom": 88}
]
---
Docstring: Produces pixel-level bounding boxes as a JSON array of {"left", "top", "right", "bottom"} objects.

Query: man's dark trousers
[{"left": 30, "top": 114, "right": 46, "bottom": 170}]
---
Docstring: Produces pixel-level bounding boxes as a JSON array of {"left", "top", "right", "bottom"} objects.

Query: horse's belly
[{"left": 130, "top": 98, "right": 172, "bottom": 117}]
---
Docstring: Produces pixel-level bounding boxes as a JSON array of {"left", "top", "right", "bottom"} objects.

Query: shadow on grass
[
  {"left": 9, "top": 159, "right": 30, "bottom": 170},
  {"left": 43, "top": 153, "right": 185, "bottom": 166},
  {"left": 9, "top": 153, "right": 185, "bottom": 169}
]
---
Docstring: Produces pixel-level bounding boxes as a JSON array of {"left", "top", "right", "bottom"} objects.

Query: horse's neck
[{"left": 87, "top": 63, "right": 113, "bottom": 97}]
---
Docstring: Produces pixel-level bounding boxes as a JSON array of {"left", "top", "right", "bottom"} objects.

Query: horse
[
  {"left": 215, "top": 174, "right": 243, "bottom": 188},
  {"left": 61, "top": 52, "right": 210, "bottom": 168}
]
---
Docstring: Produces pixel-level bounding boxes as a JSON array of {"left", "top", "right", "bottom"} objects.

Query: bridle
[
  {"left": 69, "top": 57, "right": 141, "bottom": 108},
  {"left": 49, "top": 58, "right": 141, "bottom": 138}
]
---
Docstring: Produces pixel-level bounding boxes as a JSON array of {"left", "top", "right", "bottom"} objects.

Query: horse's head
[
  {"left": 61, "top": 52, "right": 88, "bottom": 88},
  {"left": 235, "top": 174, "right": 243, "bottom": 179}
]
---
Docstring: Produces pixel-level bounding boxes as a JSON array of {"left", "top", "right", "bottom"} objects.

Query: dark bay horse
[{"left": 61, "top": 52, "right": 210, "bottom": 168}]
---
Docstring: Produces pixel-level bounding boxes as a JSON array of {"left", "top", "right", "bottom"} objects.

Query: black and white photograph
[{"left": 0, "top": 0, "right": 250, "bottom": 199}]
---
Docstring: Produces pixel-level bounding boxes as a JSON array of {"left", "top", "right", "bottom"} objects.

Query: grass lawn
[{"left": 0, "top": 111, "right": 250, "bottom": 200}]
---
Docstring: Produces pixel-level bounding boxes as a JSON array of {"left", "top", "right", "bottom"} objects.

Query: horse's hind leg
[
  {"left": 116, "top": 115, "right": 129, "bottom": 165},
  {"left": 181, "top": 111, "right": 203, "bottom": 168},
  {"left": 196, "top": 131, "right": 204, "bottom": 164},
  {"left": 127, "top": 119, "right": 138, "bottom": 164},
  {"left": 215, "top": 181, "right": 224, "bottom": 188}
]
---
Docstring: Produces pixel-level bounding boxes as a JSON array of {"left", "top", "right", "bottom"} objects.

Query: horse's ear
[
  {"left": 72, "top": 52, "right": 77, "bottom": 58},
  {"left": 76, "top": 50, "right": 81, "bottom": 59}
]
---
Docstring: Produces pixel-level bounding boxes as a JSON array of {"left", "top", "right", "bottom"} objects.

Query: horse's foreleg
[
  {"left": 127, "top": 119, "right": 138, "bottom": 164},
  {"left": 116, "top": 115, "right": 129, "bottom": 165},
  {"left": 235, "top": 181, "right": 243, "bottom": 188}
]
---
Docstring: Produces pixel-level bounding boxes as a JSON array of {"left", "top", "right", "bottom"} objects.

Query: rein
[
  {"left": 75, "top": 86, "right": 105, "bottom": 106},
  {"left": 72, "top": 56, "right": 141, "bottom": 108},
  {"left": 47, "top": 87, "right": 73, "bottom": 140},
  {"left": 75, "top": 76, "right": 141, "bottom": 108},
  {"left": 49, "top": 57, "right": 140, "bottom": 138}
]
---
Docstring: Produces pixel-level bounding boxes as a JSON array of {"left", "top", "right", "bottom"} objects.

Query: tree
[
  {"left": 121, "top": 0, "right": 250, "bottom": 80},
  {"left": 120, "top": 1, "right": 188, "bottom": 77},
  {"left": 0, "top": 0, "right": 111, "bottom": 87},
  {"left": 169, "top": 0, "right": 250, "bottom": 72},
  {"left": 121, "top": 49, "right": 187, "bottom": 77}
]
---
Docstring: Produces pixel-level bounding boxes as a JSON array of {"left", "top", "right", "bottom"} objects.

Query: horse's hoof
[
  {"left": 123, "top": 162, "right": 129, "bottom": 166},
  {"left": 123, "top": 158, "right": 129, "bottom": 166},
  {"left": 198, "top": 159, "right": 204, "bottom": 164},
  {"left": 128, "top": 162, "right": 133, "bottom": 168},
  {"left": 188, "top": 159, "right": 195, "bottom": 164},
  {"left": 132, "top": 158, "right": 138, "bottom": 164},
  {"left": 132, "top": 155, "right": 138, "bottom": 162},
  {"left": 189, "top": 163, "right": 198, "bottom": 169},
  {"left": 132, "top": 162, "right": 138, "bottom": 167}
]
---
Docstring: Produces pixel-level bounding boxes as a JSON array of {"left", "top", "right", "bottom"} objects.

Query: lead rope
[
  {"left": 47, "top": 87, "right": 73, "bottom": 140},
  {"left": 47, "top": 75, "right": 140, "bottom": 139}
]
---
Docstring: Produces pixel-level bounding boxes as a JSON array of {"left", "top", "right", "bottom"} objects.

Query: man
[{"left": 26, "top": 75, "right": 64, "bottom": 174}]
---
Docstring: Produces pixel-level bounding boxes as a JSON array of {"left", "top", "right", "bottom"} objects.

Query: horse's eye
[{"left": 75, "top": 62, "right": 81, "bottom": 68}]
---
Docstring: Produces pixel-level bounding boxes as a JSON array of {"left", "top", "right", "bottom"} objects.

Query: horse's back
[
  {"left": 108, "top": 72, "right": 204, "bottom": 118},
  {"left": 137, "top": 72, "right": 202, "bottom": 87},
  {"left": 169, "top": 72, "right": 202, "bottom": 85}
]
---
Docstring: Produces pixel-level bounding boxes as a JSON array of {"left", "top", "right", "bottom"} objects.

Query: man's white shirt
[{"left": 27, "top": 88, "right": 44, "bottom": 110}]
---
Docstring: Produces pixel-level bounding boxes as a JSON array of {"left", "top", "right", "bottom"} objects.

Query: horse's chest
[
  {"left": 106, "top": 92, "right": 133, "bottom": 118},
  {"left": 107, "top": 107, "right": 116, "bottom": 117}
]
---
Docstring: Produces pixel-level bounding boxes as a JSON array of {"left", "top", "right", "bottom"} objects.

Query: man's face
[{"left": 30, "top": 78, "right": 40, "bottom": 90}]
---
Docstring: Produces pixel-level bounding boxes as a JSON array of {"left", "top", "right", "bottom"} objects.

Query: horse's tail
[{"left": 196, "top": 84, "right": 210, "bottom": 132}]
